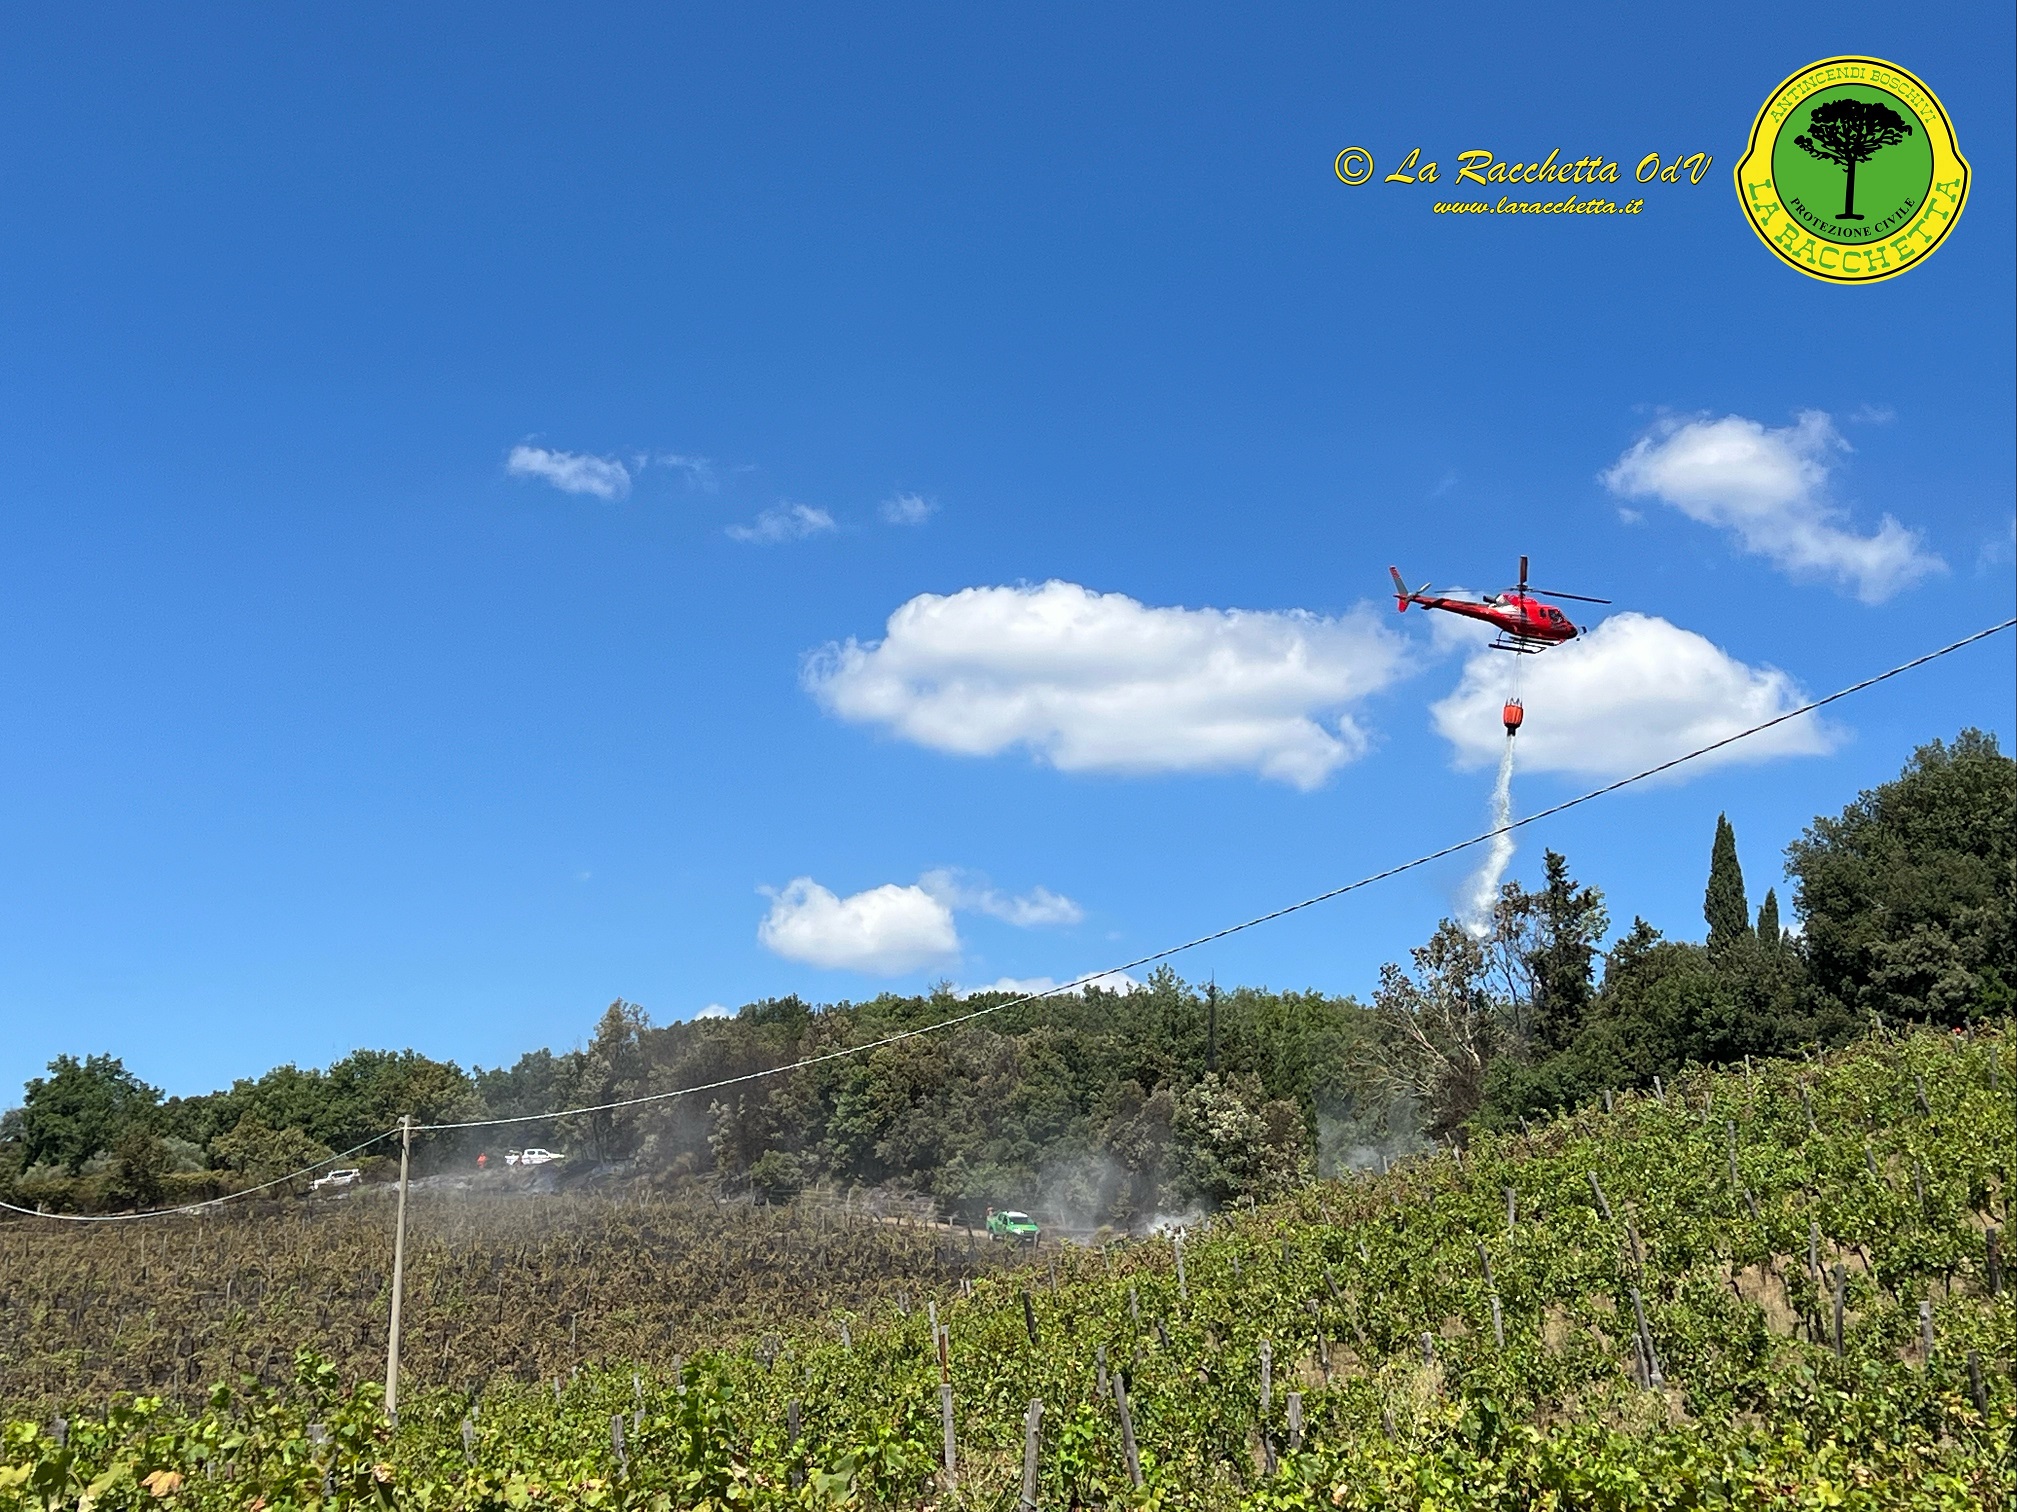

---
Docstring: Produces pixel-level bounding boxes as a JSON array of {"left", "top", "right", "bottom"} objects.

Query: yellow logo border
[{"left": 1734, "top": 55, "right": 1970, "bottom": 284}]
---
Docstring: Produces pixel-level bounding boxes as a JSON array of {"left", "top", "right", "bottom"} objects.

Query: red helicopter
[{"left": 1388, "top": 556, "right": 1609, "bottom": 735}]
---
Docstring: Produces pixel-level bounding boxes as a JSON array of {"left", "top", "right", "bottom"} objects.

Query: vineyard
[
  {"left": 0, "top": 1190, "right": 1013, "bottom": 1412},
  {"left": 4, "top": 1025, "right": 2012, "bottom": 1508}
]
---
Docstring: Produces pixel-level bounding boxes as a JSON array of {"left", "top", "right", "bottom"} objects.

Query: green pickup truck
[{"left": 985, "top": 1207, "right": 1039, "bottom": 1242}]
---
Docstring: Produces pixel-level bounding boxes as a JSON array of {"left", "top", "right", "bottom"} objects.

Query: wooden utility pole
[
  {"left": 385, "top": 1115, "right": 414, "bottom": 1418},
  {"left": 1205, "top": 981, "right": 1218, "bottom": 1074}
]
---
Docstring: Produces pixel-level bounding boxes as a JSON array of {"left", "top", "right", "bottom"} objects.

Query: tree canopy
[
  {"left": 5, "top": 727, "right": 2008, "bottom": 1215},
  {"left": 1788, "top": 729, "right": 2014, "bottom": 1027}
]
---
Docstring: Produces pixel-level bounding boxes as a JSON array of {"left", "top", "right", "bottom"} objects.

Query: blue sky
[{"left": 1, "top": 5, "right": 2011, "bottom": 1099}]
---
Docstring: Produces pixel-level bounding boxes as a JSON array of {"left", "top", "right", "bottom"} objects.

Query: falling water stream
[{"left": 1462, "top": 736, "right": 1517, "bottom": 936}]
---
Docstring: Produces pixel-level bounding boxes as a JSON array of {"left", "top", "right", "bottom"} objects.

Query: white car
[
  {"left": 310, "top": 1168, "right": 362, "bottom": 1191},
  {"left": 507, "top": 1148, "right": 561, "bottom": 1167}
]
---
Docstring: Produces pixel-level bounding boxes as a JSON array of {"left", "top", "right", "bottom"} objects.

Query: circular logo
[{"left": 1734, "top": 57, "right": 1969, "bottom": 283}]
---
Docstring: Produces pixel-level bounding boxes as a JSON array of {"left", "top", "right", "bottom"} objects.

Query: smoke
[
  {"left": 1034, "top": 1151, "right": 1134, "bottom": 1232},
  {"left": 1317, "top": 1091, "right": 1428, "bottom": 1177},
  {"left": 1461, "top": 737, "right": 1517, "bottom": 937}
]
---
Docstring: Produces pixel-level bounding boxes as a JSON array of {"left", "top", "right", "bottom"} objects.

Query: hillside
[
  {"left": 6, "top": 1025, "right": 2010, "bottom": 1509},
  {"left": 9, "top": 731, "right": 2008, "bottom": 1236}
]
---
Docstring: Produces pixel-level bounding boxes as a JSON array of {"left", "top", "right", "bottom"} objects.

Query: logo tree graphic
[{"left": 1794, "top": 98, "right": 1913, "bottom": 220}]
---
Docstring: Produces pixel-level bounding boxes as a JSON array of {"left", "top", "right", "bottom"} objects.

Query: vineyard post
[
  {"left": 1831, "top": 1265, "right": 1846, "bottom": 1356},
  {"left": 1652, "top": 1075, "right": 1664, "bottom": 1103},
  {"left": 1505, "top": 1187, "right": 1516, "bottom": 1233},
  {"left": 1919, "top": 1301, "right": 1933, "bottom": 1362},
  {"left": 384, "top": 1114, "right": 413, "bottom": 1420},
  {"left": 1259, "top": 1337, "right": 1272, "bottom": 1412},
  {"left": 1967, "top": 1350, "right": 1986, "bottom": 1416},
  {"left": 935, "top": 1316, "right": 956, "bottom": 1483},
  {"left": 1628, "top": 1286, "right": 1662, "bottom": 1387},
  {"left": 1988, "top": 1228, "right": 2002, "bottom": 1296},
  {"left": 1286, "top": 1391, "right": 1303, "bottom": 1452},
  {"left": 1019, "top": 1399, "right": 1042, "bottom": 1511},
  {"left": 1174, "top": 1234, "right": 1187, "bottom": 1302},
  {"left": 1022, "top": 1290, "right": 1039, "bottom": 1347},
  {"left": 1113, "top": 1373, "right": 1143, "bottom": 1488},
  {"left": 787, "top": 1399, "right": 802, "bottom": 1490},
  {"left": 1490, "top": 1293, "right": 1504, "bottom": 1350},
  {"left": 1587, "top": 1173, "right": 1613, "bottom": 1222},
  {"left": 1096, "top": 1344, "right": 1107, "bottom": 1398}
]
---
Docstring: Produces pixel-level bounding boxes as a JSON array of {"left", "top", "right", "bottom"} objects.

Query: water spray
[
  {"left": 1461, "top": 738, "right": 1517, "bottom": 936},
  {"left": 1465, "top": 662, "right": 1522, "bottom": 935}
]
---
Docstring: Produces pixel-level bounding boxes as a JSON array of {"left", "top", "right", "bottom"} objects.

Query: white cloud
[
  {"left": 756, "top": 867, "right": 1081, "bottom": 976},
  {"left": 728, "top": 502, "right": 837, "bottom": 544},
  {"left": 1430, "top": 612, "right": 1839, "bottom": 778},
  {"left": 920, "top": 868, "right": 1083, "bottom": 927},
  {"left": 657, "top": 453, "right": 718, "bottom": 490},
  {"left": 756, "top": 877, "right": 958, "bottom": 974},
  {"left": 694, "top": 1002, "right": 733, "bottom": 1019},
  {"left": 881, "top": 492, "right": 937, "bottom": 525},
  {"left": 506, "top": 445, "right": 632, "bottom": 500},
  {"left": 1601, "top": 411, "right": 1942, "bottom": 603},
  {"left": 804, "top": 581, "right": 1409, "bottom": 790},
  {"left": 952, "top": 970, "right": 1142, "bottom": 1000}
]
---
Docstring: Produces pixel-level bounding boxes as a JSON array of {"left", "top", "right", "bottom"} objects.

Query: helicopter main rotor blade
[{"left": 1526, "top": 587, "right": 1612, "bottom": 604}]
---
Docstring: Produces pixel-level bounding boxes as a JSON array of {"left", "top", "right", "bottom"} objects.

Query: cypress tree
[
  {"left": 1704, "top": 813, "right": 1751, "bottom": 954},
  {"left": 1756, "top": 887, "right": 1782, "bottom": 949}
]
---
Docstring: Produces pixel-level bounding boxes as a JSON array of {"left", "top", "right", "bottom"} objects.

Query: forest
[{"left": 3, "top": 729, "right": 2011, "bottom": 1229}]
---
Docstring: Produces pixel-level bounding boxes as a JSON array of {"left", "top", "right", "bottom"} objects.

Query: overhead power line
[
  {"left": 6, "top": 615, "right": 2011, "bottom": 1222},
  {"left": 409, "top": 615, "right": 2017, "bottom": 1131},
  {"left": 1, "top": 1131, "right": 397, "bottom": 1224}
]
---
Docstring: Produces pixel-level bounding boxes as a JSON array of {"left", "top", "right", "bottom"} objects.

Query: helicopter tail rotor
[{"left": 1389, "top": 567, "right": 1429, "bottom": 610}]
